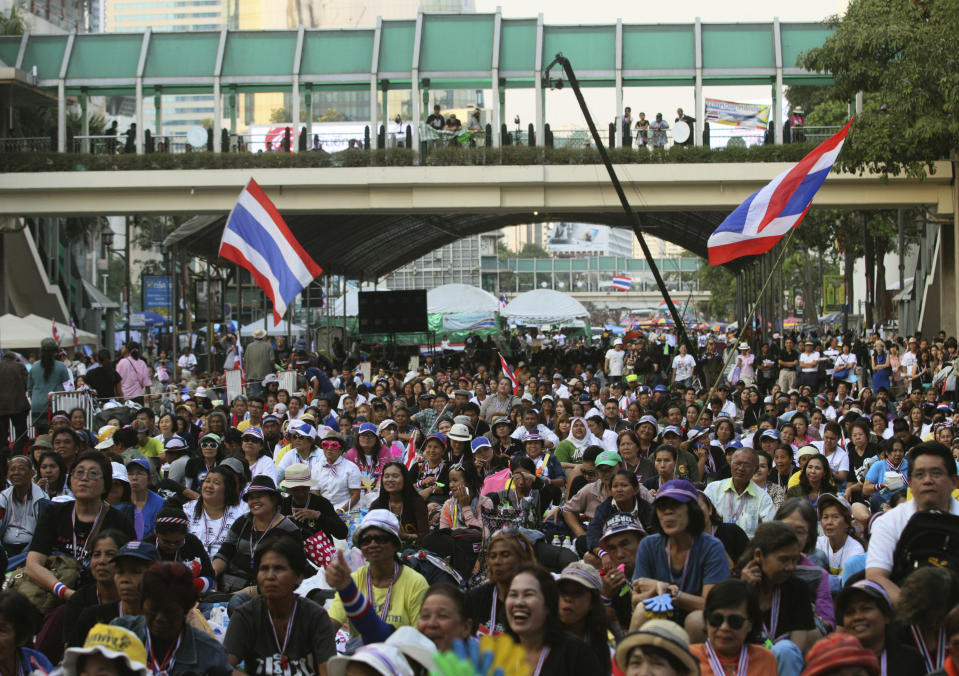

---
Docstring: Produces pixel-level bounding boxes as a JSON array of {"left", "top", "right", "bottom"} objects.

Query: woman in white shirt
[
  {"left": 830, "top": 343, "right": 857, "bottom": 387},
  {"left": 815, "top": 493, "right": 864, "bottom": 587},
  {"left": 798, "top": 340, "right": 821, "bottom": 389},
  {"left": 239, "top": 426, "right": 278, "bottom": 485},
  {"left": 183, "top": 466, "right": 248, "bottom": 558}
]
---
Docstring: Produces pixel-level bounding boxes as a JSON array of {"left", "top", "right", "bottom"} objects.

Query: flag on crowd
[
  {"left": 402, "top": 431, "right": 418, "bottom": 470},
  {"left": 707, "top": 119, "right": 853, "bottom": 265},
  {"left": 499, "top": 294, "right": 508, "bottom": 310},
  {"left": 219, "top": 178, "right": 324, "bottom": 325},
  {"left": 611, "top": 275, "right": 631, "bottom": 291},
  {"left": 51, "top": 319, "right": 60, "bottom": 345},
  {"left": 70, "top": 317, "right": 78, "bottom": 348},
  {"left": 499, "top": 352, "right": 520, "bottom": 395}
]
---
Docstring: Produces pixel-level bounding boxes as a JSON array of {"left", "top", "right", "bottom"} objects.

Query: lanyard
[
  {"left": 8, "top": 491, "right": 30, "bottom": 534},
  {"left": 249, "top": 513, "right": 282, "bottom": 568},
  {"left": 532, "top": 648, "right": 550, "bottom": 676},
  {"left": 665, "top": 539, "right": 691, "bottom": 591},
  {"left": 145, "top": 631, "right": 182, "bottom": 676},
  {"left": 762, "top": 587, "right": 782, "bottom": 640},
  {"left": 879, "top": 649, "right": 887, "bottom": 676},
  {"left": 267, "top": 599, "right": 298, "bottom": 671},
  {"left": 365, "top": 563, "right": 400, "bottom": 622},
  {"left": 72, "top": 503, "right": 105, "bottom": 564},
  {"left": 482, "top": 586, "right": 500, "bottom": 635},
  {"left": 912, "top": 624, "right": 946, "bottom": 672},
  {"left": 704, "top": 640, "right": 749, "bottom": 676},
  {"left": 725, "top": 486, "right": 749, "bottom": 525},
  {"left": 200, "top": 507, "right": 230, "bottom": 554},
  {"left": 886, "top": 460, "right": 908, "bottom": 487}
]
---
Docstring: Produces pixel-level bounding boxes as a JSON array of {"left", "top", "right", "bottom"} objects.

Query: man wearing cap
[
  {"left": 597, "top": 513, "right": 647, "bottom": 633},
  {"left": 551, "top": 373, "right": 570, "bottom": 399},
  {"left": 515, "top": 432, "right": 566, "bottom": 498},
  {"left": 62, "top": 623, "right": 147, "bottom": 676},
  {"left": 412, "top": 391, "right": 449, "bottom": 436},
  {"left": 703, "top": 447, "right": 775, "bottom": 538},
  {"left": 280, "top": 463, "right": 348, "bottom": 542},
  {"left": 799, "top": 339, "right": 821, "bottom": 390},
  {"left": 605, "top": 338, "right": 626, "bottom": 384}
]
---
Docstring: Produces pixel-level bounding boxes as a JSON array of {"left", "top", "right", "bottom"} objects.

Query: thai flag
[
  {"left": 218, "top": 179, "right": 323, "bottom": 325},
  {"left": 70, "top": 317, "right": 78, "bottom": 348},
  {"left": 707, "top": 119, "right": 853, "bottom": 265},
  {"left": 403, "top": 431, "right": 418, "bottom": 470},
  {"left": 51, "top": 320, "right": 60, "bottom": 345},
  {"left": 499, "top": 352, "right": 520, "bottom": 395},
  {"left": 499, "top": 294, "right": 508, "bottom": 310},
  {"left": 611, "top": 275, "right": 631, "bottom": 291}
]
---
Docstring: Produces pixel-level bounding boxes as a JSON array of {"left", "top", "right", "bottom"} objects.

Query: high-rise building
[
  {"left": 1, "top": 0, "right": 88, "bottom": 33},
  {"left": 383, "top": 233, "right": 498, "bottom": 290}
]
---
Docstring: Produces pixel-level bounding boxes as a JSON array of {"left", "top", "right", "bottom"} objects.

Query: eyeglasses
[
  {"left": 913, "top": 468, "right": 948, "bottom": 480},
  {"left": 357, "top": 533, "right": 394, "bottom": 546},
  {"left": 320, "top": 440, "right": 342, "bottom": 451},
  {"left": 200, "top": 442, "right": 219, "bottom": 449},
  {"left": 706, "top": 612, "right": 748, "bottom": 630},
  {"left": 73, "top": 469, "right": 103, "bottom": 480}
]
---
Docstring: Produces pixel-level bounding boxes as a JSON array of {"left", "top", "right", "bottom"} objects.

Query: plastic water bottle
[
  {"left": 551, "top": 534, "right": 561, "bottom": 546},
  {"left": 563, "top": 536, "right": 573, "bottom": 550}
]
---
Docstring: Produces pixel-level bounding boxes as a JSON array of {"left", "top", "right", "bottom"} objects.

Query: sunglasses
[
  {"left": 706, "top": 612, "right": 748, "bottom": 630},
  {"left": 199, "top": 442, "right": 219, "bottom": 449},
  {"left": 582, "top": 469, "right": 598, "bottom": 478},
  {"left": 320, "top": 440, "right": 342, "bottom": 451},
  {"left": 357, "top": 533, "right": 394, "bottom": 546},
  {"left": 287, "top": 434, "right": 305, "bottom": 441}
]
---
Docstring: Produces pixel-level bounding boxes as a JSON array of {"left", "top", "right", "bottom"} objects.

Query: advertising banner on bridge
[
  {"left": 546, "top": 223, "right": 610, "bottom": 254},
  {"left": 705, "top": 98, "right": 770, "bottom": 129}
]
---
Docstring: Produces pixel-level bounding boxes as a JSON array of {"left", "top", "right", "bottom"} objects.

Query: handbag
[
  {"left": 5, "top": 501, "right": 109, "bottom": 614},
  {"left": 304, "top": 530, "right": 336, "bottom": 568}
]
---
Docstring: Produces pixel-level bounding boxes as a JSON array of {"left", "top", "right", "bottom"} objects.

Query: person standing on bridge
[{"left": 675, "top": 108, "right": 696, "bottom": 146}]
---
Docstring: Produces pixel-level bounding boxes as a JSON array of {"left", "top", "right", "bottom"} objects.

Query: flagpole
[{"left": 698, "top": 227, "right": 798, "bottom": 420}]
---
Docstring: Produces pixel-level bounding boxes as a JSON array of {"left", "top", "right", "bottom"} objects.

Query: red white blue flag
[
  {"left": 499, "top": 352, "right": 520, "bottom": 395},
  {"left": 707, "top": 119, "right": 853, "bottom": 265},
  {"left": 219, "top": 179, "right": 323, "bottom": 325},
  {"left": 51, "top": 319, "right": 60, "bottom": 345},
  {"left": 70, "top": 317, "right": 78, "bottom": 348},
  {"left": 403, "top": 432, "right": 418, "bottom": 470},
  {"left": 611, "top": 275, "right": 631, "bottom": 291}
]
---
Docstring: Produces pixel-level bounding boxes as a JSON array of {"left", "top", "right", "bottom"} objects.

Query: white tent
[
  {"left": 502, "top": 289, "right": 589, "bottom": 324},
  {"left": 0, "top": 314, "right": 51, "bottom": 349},
  {"left": 330, "top": 283, "right": 388, "bottom": 317},
  {"left": 427, "top": 284, "right": 500, "bottom": 314},
  {"left": 21, "top": 314, "right": 98, "bottom": 346},
  {"left": 240, "top": 317, "right": 308, "bottom": 337}
]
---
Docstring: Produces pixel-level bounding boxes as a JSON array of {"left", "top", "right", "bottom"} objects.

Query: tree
[
  {"left": 800, "top": 0, "right": 959, "bottom": 176},
  {"left": 517, "top": 242, "right": 551, "bottom": 258},
  {"left": 695, "top": 263, "right": 736, "bottom": 320},
  {"left": 0, "top": 3, "right": 26, "bottom": 35},
  {"left": 318, "top": 108, "right": 346, "bottom": 122}
]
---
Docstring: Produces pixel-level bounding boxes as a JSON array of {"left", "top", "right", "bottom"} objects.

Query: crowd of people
[{"left": 1, "top": 321, "right": 959, "bottom": 676}]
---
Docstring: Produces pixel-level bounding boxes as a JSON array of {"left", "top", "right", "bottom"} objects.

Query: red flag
[{"left": 403, "top": 431, "right": 418, "bottom": 470}]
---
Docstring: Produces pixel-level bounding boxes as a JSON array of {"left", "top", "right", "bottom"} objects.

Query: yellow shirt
[
  {"left": 788, "top": 469, "right": 801, "bottom": 488},
  {"left": 136, "top": 437, "right": 164, "bottom": 458},
  {"left": 328, "top": 564, "right": 428, "bottom": 638},
  {"left": 237, "top": 419, "right": 253, "bottom": 432},
  {"left": 274, "top": 443, "right": 293, "bottom": 463}
]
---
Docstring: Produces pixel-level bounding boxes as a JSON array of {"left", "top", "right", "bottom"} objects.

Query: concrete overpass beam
[
  {"left": 615, "top": 19, "right": 624, "bottom": 148},
  {"left": 491, "top": 8, "right": 502, "bottom": 148},
  {"left": 694, "top": 18, "right": 703, "bottom": 147},
  {"left": 773, "top": 18, "right": 783, "bottom": 145},
  {"left": 534, "top": 13, "right": 544, "bottom": 145}
]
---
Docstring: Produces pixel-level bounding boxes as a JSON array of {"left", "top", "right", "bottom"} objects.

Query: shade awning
[{"left": 83, "top": 279, "right": 120, "bottom": 309}]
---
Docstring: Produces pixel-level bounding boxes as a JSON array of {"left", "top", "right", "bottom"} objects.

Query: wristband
[
  {"left": 600, "top": 594, "right": 612, "bottom": 606},
  {"left": 597, "top": 548, "right": 608, "bottom": 559},
  {"left": 53, "top": 582, "right": 68, "bottom": 599}
]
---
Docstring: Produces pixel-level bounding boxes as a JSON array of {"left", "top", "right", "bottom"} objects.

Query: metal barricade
[{"left": 47, "top": 390, "right": 97, "bottom": 426}]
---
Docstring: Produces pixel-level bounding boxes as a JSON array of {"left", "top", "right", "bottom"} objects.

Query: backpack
[
  {"left": 400, "top": 549, "right": 463, "bottom": 587},
  {"left": 891, "top": 509, "right": 959, "bottom": 585}
]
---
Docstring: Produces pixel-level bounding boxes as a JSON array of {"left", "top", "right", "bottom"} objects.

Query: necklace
[
  {"left": 665, "top": 538, "right": 691, "bottom": 590},
  {"left": 72, "top": 503, "right": 105, "bottom": 565},
  {"left": 365, "top": 562, "right": 400, "bottom": 622},
  {"left": 7, "top": 490, "right": 30, "bottom": 535},
  {"left": 267, "top": 599, "right": 298, "bottom": 671},
  {"left": 200, "top": 505, "right": 230, "bottom": 554}
]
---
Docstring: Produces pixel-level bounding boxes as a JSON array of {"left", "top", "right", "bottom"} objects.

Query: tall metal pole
[{"left": 543, "top": 54, "right": 699, "bottom": 362}]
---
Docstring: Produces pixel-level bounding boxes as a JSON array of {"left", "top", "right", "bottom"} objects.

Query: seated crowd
[{"left": 4, "top": 336, "right": 959, "bottom": 676}]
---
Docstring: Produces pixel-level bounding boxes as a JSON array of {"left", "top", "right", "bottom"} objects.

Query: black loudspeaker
[{"left": 358, "top": 290, "right": 428, "bottom": 333}]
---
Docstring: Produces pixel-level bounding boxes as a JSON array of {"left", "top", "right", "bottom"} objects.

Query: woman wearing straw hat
[
  {"left": 279, "top": 463, "right": 347, "bottom": 542},
  {"left": 615, "top": 619, "right": 700, "bottom": 675}
]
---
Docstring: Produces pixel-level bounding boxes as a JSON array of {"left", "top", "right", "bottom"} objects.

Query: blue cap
[
  {"left": 113, "top": 540, "right": 161, "bottom": 563},
  {"left": 761, "top": 429, "right": 781, "bottom": 440},
  {"left": 357, "top": 422, "right": 378, "bottom": 436},
  {"left": 662, "top": 425, "right": 682, "bottom": 437},
  {"left": 654, "top": 479, "right": 699, "bottom": 504},
  {"left": 424, "top": 432, "right": 447, "bottom": 446},
  {"left": 125, "top": 458, "right": 151, "bottom": 474},
  {"left": 471, "top": 437, "right": 492, "bottom": 453},
  {"left": 654, "top": 385, "right": 668, "bottom": 393}
]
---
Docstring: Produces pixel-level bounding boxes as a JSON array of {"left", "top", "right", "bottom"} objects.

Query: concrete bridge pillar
[{"left": 951, "top": 159, "right": 959, "bottom": 335}]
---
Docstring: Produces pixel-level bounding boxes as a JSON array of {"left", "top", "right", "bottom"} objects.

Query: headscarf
[{"left": 565, "top": 417, "right": 601, "bottom": 461}]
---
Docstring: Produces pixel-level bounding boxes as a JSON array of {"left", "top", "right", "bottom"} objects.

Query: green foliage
[
  {"left": 269, "top": 107, "right": 289, "bottom": 124},
  {"left": 317, "top": 108, "right": 346, "bottom": 122},
  {"left": 0, "top": 2, "right": 26, "bottom": 36},
  {"left": 799, "top": 0, "right": 959, "bottom": 176},
  {"left": 517, "top": 243, "right": 550, "bottom": 258},
  {"left": 696, "top": 263, "right": 736, "bottom": 320}
]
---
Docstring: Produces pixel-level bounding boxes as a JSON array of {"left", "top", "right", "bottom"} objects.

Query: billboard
[
  {"left": 142, "top": 275, "right": 173, "bottom": 323},
  {"left": 705, "top": 98, "right": 770, "bottom": 129},
  {"left": 546, "top": 223, "right": 611, "bottom": 254}
]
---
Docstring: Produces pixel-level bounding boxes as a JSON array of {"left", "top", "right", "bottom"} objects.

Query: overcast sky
[{"left": 471, "top": 0, "right": 845, "bottom": 129}]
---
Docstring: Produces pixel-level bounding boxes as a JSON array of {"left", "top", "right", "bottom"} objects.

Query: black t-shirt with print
[
  {"left": 29, "top": 502, "right": 135, "bottom": 571},
  {"left": 224, "top": 595, "right": 336, "bottom": 676}
]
